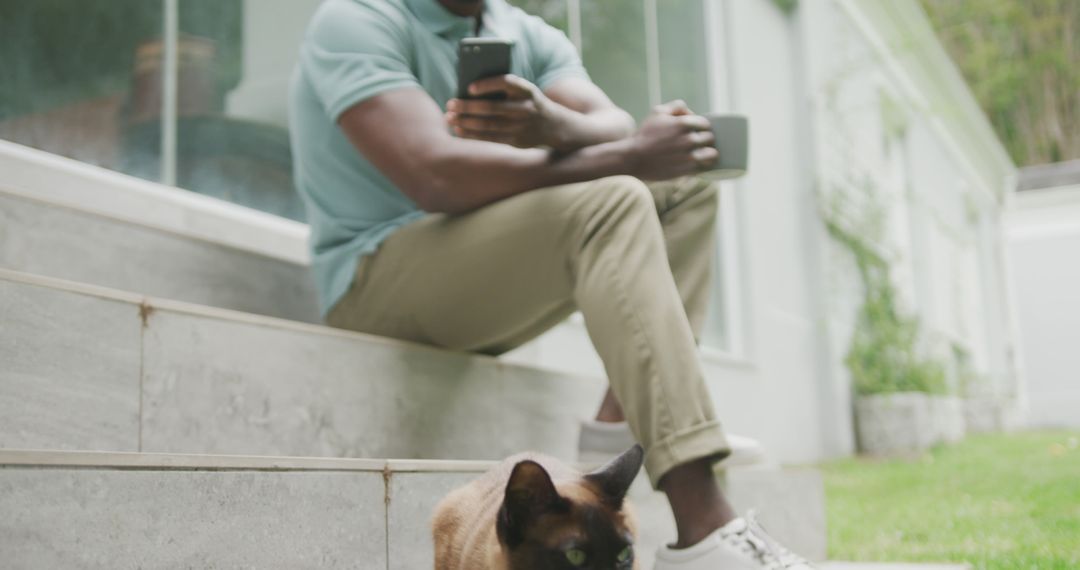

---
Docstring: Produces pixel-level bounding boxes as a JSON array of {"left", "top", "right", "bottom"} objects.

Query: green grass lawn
[{"left": 822, "top": 430, "right": 1080, "bottom": 569}]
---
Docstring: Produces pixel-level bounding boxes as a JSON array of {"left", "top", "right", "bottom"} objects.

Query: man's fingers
[
  {"left": 653, "top": 99, "right": 690, "bottom": 116},
  {"left": 446, "top": 98, "right": 533, "bottom": 118},
  {"left": 691, "top": 146, "right": 720, "bottom": 168},
  {"left": 451, "top": 114, "right": 526, "bottom": 133},
  {"left": 467, "top": 75, "right": 510, "bottom": 96},
  {"left": 669, "top": 100, "right": 694, "bottom": 116},
  {"left": 453, "top": 126, "right": 515, "bottom": 145},
  {"left": 678, "top": 114, "right": 712, "bottom": 132},
  {"left": 468, "top": 74, "right": 533, "bottom": 98},
  {"left": 500, "top": 74, "right": 536, "bottom": 93},
  {"left": 683, "top": 129, "right": 715, "bottom": 148}
]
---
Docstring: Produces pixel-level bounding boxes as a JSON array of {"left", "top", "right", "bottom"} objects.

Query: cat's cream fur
[{"left": 432, "top": 450, "right": 641, "bottom": 570}]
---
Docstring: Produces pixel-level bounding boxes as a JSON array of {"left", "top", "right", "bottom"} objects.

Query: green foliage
[
  {"left": 823, "top": 184, "right": 947, "bottom": 396},
  {"left": 578, "top": 0, "right": 652, "bottom": 120},
  {"left": 506, "top": 0, "right": 569, "bottom": 32},
  {"left": 919, "top": 0, "right": 1080, "bottom": 165},
  {"left": 0, "top": 0, "right": 242, "bottom": 120},
  {"left": 771, "top": 0, "right": 799, "bottom": 15},
  {"left": 950, "top": 343, "right": 982, "bottom": 396},
  {"left": 879, "top": 91, "right": 910, "bottom": 142},
  {"left": 824, "top": 431, "right": 1080, "bottom": 568}
]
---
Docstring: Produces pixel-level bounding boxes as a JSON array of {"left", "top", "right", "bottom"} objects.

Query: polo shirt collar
[{"left": 405, "top": 0, "right": 490, "bottom": 37}]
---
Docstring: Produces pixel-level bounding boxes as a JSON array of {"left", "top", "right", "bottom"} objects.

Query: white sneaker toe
[{"left": 653, "top": 515, "right": 816, "bottom": 570}]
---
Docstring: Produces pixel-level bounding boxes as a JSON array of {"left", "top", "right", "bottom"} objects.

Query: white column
[
  {"left": 567, "top": 0, "right": 583, "bottom": 51},
  {"left": 643, "top": 0, "right": 662, "bottom": 107},
  {"left": 161, "top": 0, "right": 179, "bottom": 187}
]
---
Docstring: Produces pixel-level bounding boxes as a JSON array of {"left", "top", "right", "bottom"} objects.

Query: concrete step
[
  {"left": 0, "top": 139, "right": 320, "bottom": 323},
  {"left": 821, "top": 564, "right": 970, "bottom": 570},
  {"left": 0, "top": 268, "right": 604, "bottom": 461},
  {"left": 0, "top": 450, "right": 827, "bottom": 568}
]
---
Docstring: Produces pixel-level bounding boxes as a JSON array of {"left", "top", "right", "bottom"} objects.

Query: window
[
  {"left": 0, "top": 1, "right": 164, "bottom": 179},
  {"left": 0, "top": 0, "right": 315, "bottom": 221},
  {"left": 580, "top": 0, "right": 652, "bottom": 119}
]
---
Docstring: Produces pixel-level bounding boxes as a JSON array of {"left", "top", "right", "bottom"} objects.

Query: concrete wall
[{"left": 1006, "top": 186, "right": 1080, "bottom": 427}]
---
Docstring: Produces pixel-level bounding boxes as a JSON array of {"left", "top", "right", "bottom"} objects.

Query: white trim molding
[
  {"left": 0, "top": 139, "right": 310, "bottom": 265},
  {"left": 1007, "top": 185, "right": 1080, "bottom": 242}
]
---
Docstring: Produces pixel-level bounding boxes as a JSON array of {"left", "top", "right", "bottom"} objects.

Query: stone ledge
[
  {"left": 0, "top": 269, "right": 605, "bottom": 461},
  {"left": 0, "top": 191, "right": 321, "bottom": 323},
  {"left": 0, "top": 449, "right": 491, "bottom": 473},
  {"left": 0, "top": 139, "right": 310, "bottom": 264},
  {"left": 822, "top": 563, "right": 970, "bottom": 570},
  {"left": 0, "top": 450, "right": 827, "bottom": 569}
]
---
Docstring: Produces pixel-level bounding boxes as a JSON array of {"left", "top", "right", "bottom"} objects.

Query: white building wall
[
  {"left": 712, "top": 0, "right": 829, "bottom": 463},
  {"left": 1007, "top": 186, "right": 1080, "bottom": 427},
  {"left": 804, "top": 0, "right": 1019, "bottom": 437}
]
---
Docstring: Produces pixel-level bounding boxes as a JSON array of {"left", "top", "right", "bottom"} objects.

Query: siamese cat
[{"left": 433, "top": 445, "right": 644, "bottom": 570}]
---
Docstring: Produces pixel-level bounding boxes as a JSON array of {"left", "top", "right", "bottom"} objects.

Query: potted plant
[{"left": 824, "top": 187, "right": 965, "bottom": 455}]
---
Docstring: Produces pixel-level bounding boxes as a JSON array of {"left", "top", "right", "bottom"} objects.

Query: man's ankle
[
  {"left": 660, "top": 458, "right": 739, "bottom": 548},
  {"left": 671, "top": 511, "right": 735, "bottom": 549},
  {"left": 594, "top": 389, "right": 626, "bottom": 423}
]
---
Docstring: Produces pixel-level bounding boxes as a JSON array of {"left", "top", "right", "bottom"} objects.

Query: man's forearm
[
  {"left": 548, "top": 105, "right": 636, "bottom": 152},
  {"left": 420, "top": 135, "right": 637, "bottom": 215},
  {"left": 339, "top": 88, "right": 705, "bottom": 217}
]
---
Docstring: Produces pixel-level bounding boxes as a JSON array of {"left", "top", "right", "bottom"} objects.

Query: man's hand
[
  {"left": 446, "top": 74, "right": 571, "bottom": 150},
  {"left": 625, "top": 100, "right": 719, "bottom": 181}
]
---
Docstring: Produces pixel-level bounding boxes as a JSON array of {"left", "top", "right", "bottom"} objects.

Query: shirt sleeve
[
  {"left": 525, "top": 17, "right": 591, "bottom": 90},
  {"left": 299, "top": 1, "right": 421, "bottom": 121}
]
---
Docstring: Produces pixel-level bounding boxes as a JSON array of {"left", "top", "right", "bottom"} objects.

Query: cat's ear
[
  {"left": 497, "top": 460, "right": 567, "bottom": 547},
  {"left": 585, "top": 444, "right": 644, "bottom": 509}
]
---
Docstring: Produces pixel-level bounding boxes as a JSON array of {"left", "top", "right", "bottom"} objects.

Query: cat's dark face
[{"left": 496, "top": 446, "right": 643, "bottom": 570}]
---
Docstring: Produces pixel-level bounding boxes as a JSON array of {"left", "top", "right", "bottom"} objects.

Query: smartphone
[{"left": 457, "top": 37, "right": 514, "bottom": 100}]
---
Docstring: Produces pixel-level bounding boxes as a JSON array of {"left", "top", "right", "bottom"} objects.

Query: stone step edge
[
  {"left": 0, "top": 267, "right": 590, "bottom": 384},
  {"left": 0, "top": 140, "right": 310, "bottom": 265},
  {"left": 0, "top": 449, "right": 491, "bottom": 474},
  {"left": 0, "top": 184, "right": 306, "bottom": 267},
  {"left": 0, "top": 449, "right": 792, "bottom": 478},
  {"left": 820, "top": 564, "right": 971, "bottom": 570}
]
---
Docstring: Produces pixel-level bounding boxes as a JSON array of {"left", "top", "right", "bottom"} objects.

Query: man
[{"left": 289, "top": 0, "right": 813, "bottom": 567}]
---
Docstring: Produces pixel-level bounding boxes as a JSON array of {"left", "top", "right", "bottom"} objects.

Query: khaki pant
[{"left": 327, "top": 175, "right": 730, "bottom": 486}]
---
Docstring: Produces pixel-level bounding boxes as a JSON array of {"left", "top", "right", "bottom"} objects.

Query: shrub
[{"left": 823, "top": 185, "right": 948, "bottom": 396}]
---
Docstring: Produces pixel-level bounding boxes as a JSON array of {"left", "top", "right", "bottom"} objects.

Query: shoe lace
[{"left": 723, "top": 510, "right": 810, "bottom": 569}]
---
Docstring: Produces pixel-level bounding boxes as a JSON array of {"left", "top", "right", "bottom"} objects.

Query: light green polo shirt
[{"left": 289, "top": 0, "right": 590, "bottom": 316}]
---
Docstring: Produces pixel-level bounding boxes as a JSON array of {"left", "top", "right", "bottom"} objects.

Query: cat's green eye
[
  {"left": 616, "top": 546, "right": 633, "bottom": 563},
  {"left": 565, "top": 548, "right": 587, "bottom": 566}
]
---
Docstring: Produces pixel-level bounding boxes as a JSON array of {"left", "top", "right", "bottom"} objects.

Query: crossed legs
[{"left": 327, "top": 175, "right": 736, "bottom": 546}]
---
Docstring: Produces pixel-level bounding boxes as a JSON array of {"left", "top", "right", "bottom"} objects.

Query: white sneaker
[
  {"left": 577, "top": 420, "right": 767, "bottom": 467},
  {"left": 654, "top": 513, "right": 815, "bottom": 570}
]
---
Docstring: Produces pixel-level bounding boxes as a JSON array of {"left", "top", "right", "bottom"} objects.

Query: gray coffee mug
[{"left": 700, "top": 114, "right": 749, "bottom": 180}]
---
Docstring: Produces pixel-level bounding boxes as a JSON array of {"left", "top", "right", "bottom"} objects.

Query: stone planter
[
  {"left": 854, "top": 393, "right": 966, "bottom": 455},
  {"left": 964, "top": 396, "right": 1022, "bottom": 434},
  {"left": 932, "top": 396, "right": 966, "bottom": 444}
]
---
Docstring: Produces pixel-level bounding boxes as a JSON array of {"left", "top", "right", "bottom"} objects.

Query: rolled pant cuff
[{"left": 644, "top": 420, "right": 731, "bottom": 489}]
